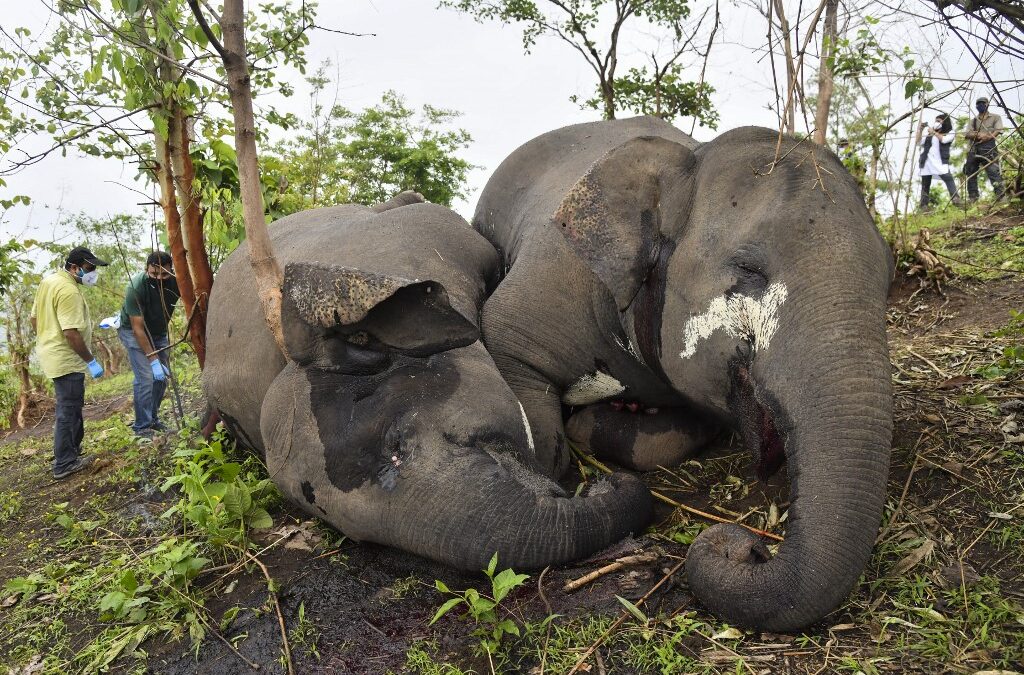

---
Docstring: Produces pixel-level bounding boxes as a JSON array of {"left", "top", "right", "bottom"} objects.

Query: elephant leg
[{"left": 566, "top": 404, "right": 718, "bottom": 471}]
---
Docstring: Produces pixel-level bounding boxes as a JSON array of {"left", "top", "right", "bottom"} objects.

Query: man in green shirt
[
  {"left": 118, "top": 251, "right": 180, "bottom": 437},
  {"left": 31, "top": 246, "right": 109, "bottom": 479}
]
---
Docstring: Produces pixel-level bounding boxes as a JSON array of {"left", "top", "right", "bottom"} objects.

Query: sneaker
[
  {"left": 53, "top": 455, "right": 96, "bottom": 480},
  {"left": 150, "top": 421, "right": 168, "bottom": 433}
]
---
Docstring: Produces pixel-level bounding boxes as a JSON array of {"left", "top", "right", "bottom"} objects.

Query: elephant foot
[{"left": 566, "top": 404, "right": 717, "bottom": 471}]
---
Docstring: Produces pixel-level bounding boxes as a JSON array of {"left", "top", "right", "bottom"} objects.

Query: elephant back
[{"left": 473, "top": 116, "right": 698, "bottom": 265}]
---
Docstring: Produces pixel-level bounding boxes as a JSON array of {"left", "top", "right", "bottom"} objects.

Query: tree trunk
[
  {"left": 169, "top": 105, "right": 213, "bottom": 366},
  {"left": 98, "top": 339, "right": 117, "bottom": 375},
  {"left": 773, "top": 0, "right": 797, "bottom": 134},
  {"left": 155, "top": 121, "right": 199, "bottom": 337},
  {"left": 599, "top": 76, "right": 617, "bottom": 120},
  {"left": 7, "top": 314, "right": 32, "bottom": 428},
  {"left": 812, "top": 0, "right": 839, "bottom": 146},
  {"left": 219, "top": 0, "right": 287, "bottom": 356},
  {"left": 868, "top": 143, "right": 880, "bottom": 219}
]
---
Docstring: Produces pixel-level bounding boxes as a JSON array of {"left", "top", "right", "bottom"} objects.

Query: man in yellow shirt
[{"left": 31, "top": 246, "right": 109, "bottom": 479}]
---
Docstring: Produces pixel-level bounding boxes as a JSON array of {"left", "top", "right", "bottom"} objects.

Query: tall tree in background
[
  {"left": 268, "top": 75, "right": 475, "bottom": 212},
  {"left": 442, "top": 0, "right": 718, "bottom": 128},
  {"left": 811, "top": 0, "right": 839, "bottom": 145}
]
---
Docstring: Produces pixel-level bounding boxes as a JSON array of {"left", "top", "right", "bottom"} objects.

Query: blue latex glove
[
  {"left": 150, "top": 359, "right": 167, "bottom": 382},
  {"left": 86, "top": 359, "right": 104, "bottom": 378}
]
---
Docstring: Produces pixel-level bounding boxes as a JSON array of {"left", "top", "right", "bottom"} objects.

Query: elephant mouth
[{"left": 728, "top": 360, "right": 787, "bottom": 481}]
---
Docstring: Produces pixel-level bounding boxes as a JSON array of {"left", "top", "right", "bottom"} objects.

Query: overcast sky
[{"left": 2, "top": 0, "right": 1020, "bottom": 252}]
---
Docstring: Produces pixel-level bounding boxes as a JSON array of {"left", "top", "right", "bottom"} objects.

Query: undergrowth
[{"left": 0, "top": 420, "right": 280, "bottom": 673}]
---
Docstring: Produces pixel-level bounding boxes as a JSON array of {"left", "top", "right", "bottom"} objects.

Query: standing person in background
[
  {"left": 31, "top": 246, "right": 108, "bottom": 480},
  {"left": 118, "top": 251, "right": 179, "bottom": 438},
  {"left": 963, "top": 96, "right": 1005, "bottom": 202},
  {"left": 917, "top": 112, "right": 962, "bottom": 210}
]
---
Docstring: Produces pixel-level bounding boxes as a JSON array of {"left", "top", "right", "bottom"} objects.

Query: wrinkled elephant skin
[
  {"left": 203, "top": 198, "right": 651, "bottom": 571},
  {"left": 474, "top": 117, "right": 894, "bottom": 631}
]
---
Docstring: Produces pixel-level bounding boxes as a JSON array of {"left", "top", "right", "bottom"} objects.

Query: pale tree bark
[
  {"left": 7, "top": 313, "right": 32, "bottom": 428},
  {"left": 187, "top": 0, "right": 287, "bottom": 357},
  {"left": 812, "top": 0, "right": 839, "bottom": 145},
  {"left": 772, "top": 0, "right": 797, "bottom": 134}
]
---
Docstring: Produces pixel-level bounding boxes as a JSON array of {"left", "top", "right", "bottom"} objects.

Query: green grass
[{"left": 886, "top": 208, "right": 1024, "bottom": 281}]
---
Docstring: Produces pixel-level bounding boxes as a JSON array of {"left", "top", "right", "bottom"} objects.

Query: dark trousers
[
  {"left": 118, "top": 327, "right": 169, "bottom": 433},
  {"left": 920, "top": 173, "right": 960, "bottom": 207},
  {"left": 965, "top": 145, "right": 1004, "bottom": 200},
  {"left": 53, "top": 372, "right": 85, "bottom": 473}
]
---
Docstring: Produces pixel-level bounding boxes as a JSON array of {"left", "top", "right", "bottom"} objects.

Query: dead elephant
[{"left": 202, "top": 195, "right": 651, "bottom": 571}]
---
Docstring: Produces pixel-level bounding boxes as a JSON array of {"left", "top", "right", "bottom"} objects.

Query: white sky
[{"left": 2, "top": 0, "right": 1020, "bottom": 251}]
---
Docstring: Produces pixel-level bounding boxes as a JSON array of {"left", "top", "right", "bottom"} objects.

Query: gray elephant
[
  {"left": 473, "top": 117, "right": 893, "bottom": 631},
  {"left": 202, "top": 195, "right": 651, "bottom": 571}
]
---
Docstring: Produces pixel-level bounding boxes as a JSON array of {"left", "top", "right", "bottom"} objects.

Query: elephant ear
[
  {"left": 553, "top": 135, "right": 695, "bottom": 310},
  {"left": 282, "top": 261, "right": 478, "bottom": 372}
]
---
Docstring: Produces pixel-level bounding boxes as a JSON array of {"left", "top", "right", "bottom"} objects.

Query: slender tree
[
  {"left": 188, "top": 0, "right": 286, "bottom": 355},
  {"left": 442, "top": 0, "right": 717, "bottom": 126}
]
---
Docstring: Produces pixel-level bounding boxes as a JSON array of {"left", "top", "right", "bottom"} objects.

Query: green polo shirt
[
  {"left": 120, "top": 273, "right": 180, "bottom": 338},
  {"left": 31, "top": 270, "right": 92, "bottom": 379}
]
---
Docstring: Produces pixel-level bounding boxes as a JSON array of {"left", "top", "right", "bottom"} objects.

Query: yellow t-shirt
[{"left": 31, "top": 270, "right": 92, "bottom": 378}]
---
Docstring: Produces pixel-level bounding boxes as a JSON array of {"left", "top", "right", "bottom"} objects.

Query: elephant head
[{"left": 475, "top": 119, "right": 893, "bottom": 631}]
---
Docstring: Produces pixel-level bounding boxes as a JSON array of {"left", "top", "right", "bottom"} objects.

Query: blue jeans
[
  {"left": 53, "top": 372, "right": 85, "bottom": 473},
  {"left": 118, "top": 327, "right": 170, "bottom": 433}
]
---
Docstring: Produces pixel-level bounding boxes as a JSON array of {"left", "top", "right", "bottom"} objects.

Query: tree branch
[{"left": 186, "top": 0, "right": 228, "bottom": 61}]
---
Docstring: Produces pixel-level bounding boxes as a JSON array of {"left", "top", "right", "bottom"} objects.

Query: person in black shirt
[{"left": 117, "top": 251, "right": 179, "bottom": 437}]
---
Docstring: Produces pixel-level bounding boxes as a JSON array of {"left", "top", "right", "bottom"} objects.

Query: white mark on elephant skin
[
  {"left": 613, "top": 333, "right": 642, "bottom": 362},
  {"left": 562, "top": 371, "right": 627, "bottom": 406},
  {"left": 518, "top": 401, "right": 535, "bottom": 452},
  {"left": 679, "top": 282, "right": 789, "bottom": 359}
]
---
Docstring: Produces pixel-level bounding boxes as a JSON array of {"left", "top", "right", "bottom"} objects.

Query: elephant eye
[{"left": 728, "top": 259, "right": 769, "bottom": 296}]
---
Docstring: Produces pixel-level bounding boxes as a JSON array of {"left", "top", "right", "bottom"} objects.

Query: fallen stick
[
  {"left": 569, "top": 442, "right": 783, "bottom": 542},
  {"left": 234, "top": 545, "right": 294, "bottom": 675},
  {"left": 566, "top": 558, "right": 686, "bottom": 675},
  {"left": 562, "top": 552, "right": 660, "bottom": 593}
]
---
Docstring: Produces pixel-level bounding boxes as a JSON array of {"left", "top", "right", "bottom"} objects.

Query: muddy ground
[{"left": 2, "top": 222, "right": 1022, "bottom": 674}]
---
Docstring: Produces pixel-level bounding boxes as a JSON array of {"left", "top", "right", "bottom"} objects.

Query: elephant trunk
[
  {"left": 685, "top": 281, "right": 892, "bottom": 632},
  {"left": 385, "top": 454, "right": 653, "bottom": 571}
]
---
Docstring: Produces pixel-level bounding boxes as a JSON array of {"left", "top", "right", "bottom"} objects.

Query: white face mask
[
  {"left": 79, "top": 268, "right": 99, "bottom": 286},
  {"left": 933, "top": 122, "right": 943, "bottom": 130}
]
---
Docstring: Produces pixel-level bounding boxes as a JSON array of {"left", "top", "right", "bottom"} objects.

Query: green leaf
[
  {"left": 616, "top": 595, "right": 649, "bottom": 624},
  {"left": 120, "top": 570, "right": 138, "bottom": 594},
  {"left": 248, "top": 507, "right": 273, "bottom": 530},
  {"left": 220, "top": 606, "right": 241, "bottom": 631},
  {"left": 492, "top": 568, "right": 529, "bottom": 603},
  {"left": 429, "top": 597, "right": 464, "bottom": 625},
  {"left": 484, "top": 552, "right": 499, "bottom": 578},
  {"left": 4, "top": 576, "right": 40, "bottom": 596},
  {"left": 99, "top": 590, "right": 127, "bottom": 614},
  {"left": 153, "top": 114, "right": 169, "bottom": 140}
]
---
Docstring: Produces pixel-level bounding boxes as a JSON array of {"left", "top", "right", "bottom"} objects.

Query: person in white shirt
[{"left": 917, "top": 112, "right": 962, "bottom": 209}]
